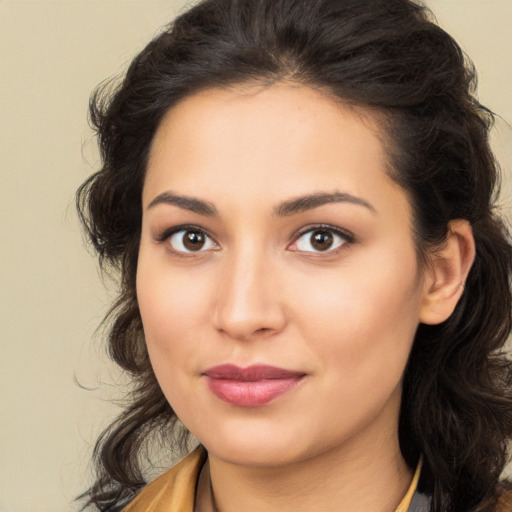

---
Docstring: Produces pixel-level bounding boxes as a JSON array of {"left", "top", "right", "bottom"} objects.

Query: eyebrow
[
  {"left": 274, "top": 192, "right": 376, "bottom": 216},
  {"left": 146, "top": 190, "right": 375, "bottom": 217},
  {"left": 147, "top": 191, "right": 218, "bottom": 216}
]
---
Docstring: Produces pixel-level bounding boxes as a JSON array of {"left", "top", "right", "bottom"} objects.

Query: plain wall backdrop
[{"left": 0, "top": 1, "right": 511, "bottom": 511}]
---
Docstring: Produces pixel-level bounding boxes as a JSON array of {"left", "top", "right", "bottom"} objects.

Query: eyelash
[
  {"left": 291, "top": 224, "right": 355, "bottom": 254},
  {"left": 154, "top": 224, "right": 218, "bottom": 257},
  {"left": 154, "top": 223, "right": 355, "bottom": 256}
]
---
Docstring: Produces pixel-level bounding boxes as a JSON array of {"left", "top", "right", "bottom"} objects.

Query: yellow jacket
[{"left": 121, "top": 447, "right": 426, "bottom": 512}]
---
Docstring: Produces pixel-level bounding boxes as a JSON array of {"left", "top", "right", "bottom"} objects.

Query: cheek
[
  {"left": 136, "top": 261, "right": 212, "bottom": 424},
  {"left": 290, "top": 247, "right": 422, "bottom": 384},
  {"left": 287, "top": 257, "right": 421, "bottom": 439},
  {"left": 135, "top": 252, "right": 211, "bottom": 375}
]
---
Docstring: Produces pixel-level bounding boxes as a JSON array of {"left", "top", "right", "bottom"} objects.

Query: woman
[{"left": 77, "top": 0, "right": 512, "bottom": 511}]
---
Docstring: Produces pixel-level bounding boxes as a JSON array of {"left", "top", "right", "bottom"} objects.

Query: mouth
[{"left": 203, "top": 364, "right": 306, "bottom": 407}]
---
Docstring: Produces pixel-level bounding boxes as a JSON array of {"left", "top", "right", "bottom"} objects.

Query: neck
[{"left": 197, "top": 407, "right": 413, "bottom": 512}]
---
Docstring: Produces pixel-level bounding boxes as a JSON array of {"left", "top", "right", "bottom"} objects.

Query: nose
[{"left": 212, "top": 247, "right": 287, "bottom": 342}]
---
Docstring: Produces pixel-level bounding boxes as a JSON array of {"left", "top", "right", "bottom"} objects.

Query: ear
[{"left": 419, "top": 219, "right": 476, "bottom": 325}]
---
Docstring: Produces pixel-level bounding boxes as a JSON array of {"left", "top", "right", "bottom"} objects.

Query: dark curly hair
[{"left": 77, "top": 0, "right": 512, "bottom": 510}]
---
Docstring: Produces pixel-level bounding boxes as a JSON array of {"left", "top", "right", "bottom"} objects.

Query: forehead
[
  {"left": 149, "top": 83, "right": 385, "bottom": 162},
  {"left": 144, "top": 83, "right": 401, "bottom": 212}
]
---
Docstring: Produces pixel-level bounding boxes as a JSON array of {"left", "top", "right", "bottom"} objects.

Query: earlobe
[{"left": 419, "top": 219, "right": 476, "bottom": 325}]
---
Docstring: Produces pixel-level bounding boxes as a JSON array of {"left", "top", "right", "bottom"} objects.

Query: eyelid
[
  {"left": 154, "top": 224, "right": 219, "bottom": 254},
  {"left": 153, "top": 223, "right": 354, "bottom": 254},
  {"left": 288, "top": 224, "right": 355, "bottom": 253}
]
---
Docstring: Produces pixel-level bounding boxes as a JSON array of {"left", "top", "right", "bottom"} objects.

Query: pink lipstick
[{"left": 203, "top": 364, "right": 305, "bottom": 407}]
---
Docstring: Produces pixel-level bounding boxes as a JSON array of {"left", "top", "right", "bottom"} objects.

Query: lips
[{"left": 203, "top": 364, "right": 305, "bottom": 407}]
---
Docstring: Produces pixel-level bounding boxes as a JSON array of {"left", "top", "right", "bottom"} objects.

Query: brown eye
[
  {"left": 310, "top": 230, "right": 334, "bottom": 251},
  {"left": 183, "top": 231, "right": 205, "bottom": 251},
  {"left": 293, "top": 227, "right": 349, "bottom": 253},
  {"left": 168, "top": 229, "right": 217, "bottom": 253}
]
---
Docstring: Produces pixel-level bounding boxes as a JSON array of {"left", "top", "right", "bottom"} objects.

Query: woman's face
[{"left": 137, "top": 84, "right": 430, "bottom": 467}]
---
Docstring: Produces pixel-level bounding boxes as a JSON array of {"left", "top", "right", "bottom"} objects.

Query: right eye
[{"left": 166, "top": 228, "right": 218, "bottom": 253}]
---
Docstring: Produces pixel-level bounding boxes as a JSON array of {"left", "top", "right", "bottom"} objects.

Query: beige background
[{"left": 0, "top": 1, "right": 511, "bottom": 511}]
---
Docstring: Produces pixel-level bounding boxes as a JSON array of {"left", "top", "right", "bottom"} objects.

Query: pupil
[
  {"left": 184, "top": 231, "right": 205, "bottom": 251},
  {"left": 311, "top": 230, "right": 333, "bottom": 251}
]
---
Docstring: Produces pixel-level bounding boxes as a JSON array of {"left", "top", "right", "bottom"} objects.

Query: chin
[
  {"left": 195, "top": 416, "right": 345, "bottom": 469},
  {"left": 194, "top": 420, "right": 307, "bottom": 467}
]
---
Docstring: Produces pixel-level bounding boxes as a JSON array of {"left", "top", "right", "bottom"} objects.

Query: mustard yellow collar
[{"left": 122, "top": 447, "right": 423, "bottom": 512}]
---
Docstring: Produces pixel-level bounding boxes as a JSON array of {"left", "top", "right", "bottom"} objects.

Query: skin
[{"left": 137, "top": 83, "right": 475, "bottom": 512}]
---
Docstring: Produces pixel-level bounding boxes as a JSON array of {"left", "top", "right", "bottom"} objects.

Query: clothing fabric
[{"left": 120, "top": 447, "right": 430, "bottom": 512}]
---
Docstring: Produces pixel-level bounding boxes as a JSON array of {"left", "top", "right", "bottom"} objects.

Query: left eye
[
  {"left": 168, "top": 229, "right": 218, "bottom": 253},
  {"left": 292, "top": 228, "right": 349, "bottom": 253}
]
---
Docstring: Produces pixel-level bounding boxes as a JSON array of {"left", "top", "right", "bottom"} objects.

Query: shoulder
[
  {"left": 496, "top": 489, "right": 512, "bottom": 512},
  {"left": 121, "top": 446, "right": 207, "bottom": 512}
]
